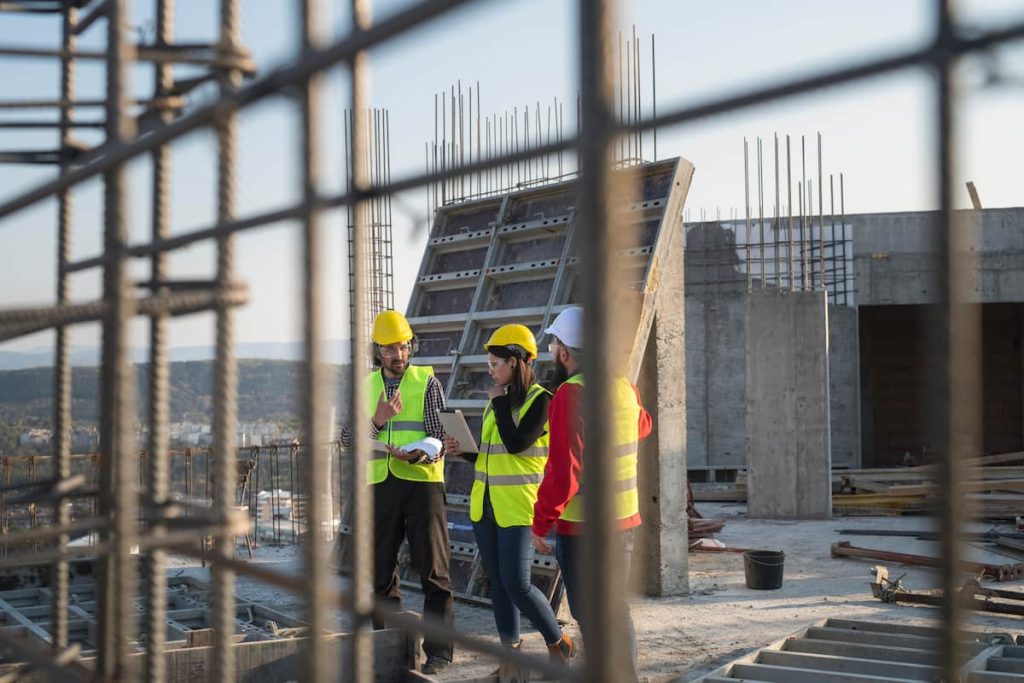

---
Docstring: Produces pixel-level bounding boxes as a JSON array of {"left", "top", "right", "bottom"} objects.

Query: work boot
[
  {"left": 547, "top": 634, "right": 577, "bottom": 666},
  {"left": 421, "top": 655, "right": 450, "bottom": 675}
]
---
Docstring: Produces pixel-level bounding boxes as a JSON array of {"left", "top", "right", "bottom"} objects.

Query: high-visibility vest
[
  {"left": 470, "top": 383, "right": 551, "bottom": 527},
  {"left": 560, "top": 374, "right": 640, "bottom": 523},
  {"left": 364, "top": 365, "right": 444, "bottom": 484}
]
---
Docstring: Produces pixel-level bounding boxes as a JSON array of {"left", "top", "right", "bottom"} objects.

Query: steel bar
[
  {"left": 72, "top": 0, "right": 108, "bottom": 36},
  {"left": 50, "top": 0, "right": 77, "bottom": 653},
  {"left": 94, "top": 1, "right": 137, "bottom": 677},
  {"left": 578, "top": 0, "right": 632, "bottom": 681},
  {"left": 0, "top": 285, "right": 248, "bottom": 342},
  {"left": 144, "top": 0, "right": 174, "bottom": 679},
  {"left": 299, "top": 0, "right": 330, "bottom": 679},
  {"left": 832, "top": 542, "right": 1020, "bottom": 581},
  {"left": 210, "top": 0, "right": 242, "bottom": 678},
  {"left": 0, "top": 44, "right": 253, "bottom": 70},
  {"left": 346, "top": 0, "right": 374, "bottom": 680}
]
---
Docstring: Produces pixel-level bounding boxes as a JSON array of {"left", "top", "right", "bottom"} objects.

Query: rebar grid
[{"left": 0, "top": 0, "right": 1021, "bottom": 681}]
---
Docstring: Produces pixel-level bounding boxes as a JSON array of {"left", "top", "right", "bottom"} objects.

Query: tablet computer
[{"left": 437, "top": 408, "right": 479, "bottom": 454}]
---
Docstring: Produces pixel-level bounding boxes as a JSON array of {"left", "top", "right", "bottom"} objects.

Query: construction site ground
[{"left": 170, "top": 503, "right": 1024, "bottom": 681}]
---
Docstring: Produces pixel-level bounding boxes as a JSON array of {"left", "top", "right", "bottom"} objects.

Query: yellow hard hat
[
  {"left": 484, "top": 324, "right": 538, "bottom": 360},
  {"left": 372, "top": 310, "right": 413, "bottom": 346}
]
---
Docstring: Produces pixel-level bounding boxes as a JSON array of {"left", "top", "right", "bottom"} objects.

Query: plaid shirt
[{"left": 340, "top": 371, "right": 447, "bottom": 460}]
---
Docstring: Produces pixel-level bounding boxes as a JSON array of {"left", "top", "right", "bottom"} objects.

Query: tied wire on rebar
[{"left": 0, "top": 0, "right": 1021, "bottom": 680}]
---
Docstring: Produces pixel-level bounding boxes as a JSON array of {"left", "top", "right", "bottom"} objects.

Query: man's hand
[
  {"left": 486, "top": 383, "right": 505, "bottom": 400},
  {"left": 531, "top": 533, "right": 552, "bottom": 554},
  {"left": 386, "top": 444, "right": 421, "bottom": 462},
  {"left": 372, "top": 389, "right": 403, "bottom": 427},
  {"left": 443, "top": 435, "right": 461, "bottom": 454}
]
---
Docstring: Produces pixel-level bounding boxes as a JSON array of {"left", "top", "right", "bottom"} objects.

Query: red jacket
[{"left": 532, "top": 376, "right": 653, "bottom": 537}]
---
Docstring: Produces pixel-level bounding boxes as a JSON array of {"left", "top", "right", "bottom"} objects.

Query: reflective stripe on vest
[
  {"left": 560, "top": 374, "right": 641, "bottom": 523},
  {"left": 363, "top": 365, "right": 444, "bottom": 484},
  {"left": 470, "top": 383, "right": 551, "bottom": 527}
]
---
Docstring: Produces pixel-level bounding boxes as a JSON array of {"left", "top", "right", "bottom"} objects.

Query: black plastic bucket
[{"left": 743, "top": 550, "right": 785, "bottom": 590}]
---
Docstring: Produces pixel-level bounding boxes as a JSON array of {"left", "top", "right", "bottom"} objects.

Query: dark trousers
[
  {"left": 373, "top": 474, "right": 454, "bottom": 662},
  {"left": 473, "top": 496, "right": 562, "bottom": 646},
  {"left": 556, "top": 529, "right": 637, "bottom": 673}
]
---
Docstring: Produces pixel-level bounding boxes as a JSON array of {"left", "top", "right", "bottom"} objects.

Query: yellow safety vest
[
  {"left": 470, "top": 384, "right": 551, "bottom": 527},
  {"left": 364, "top": 365, "right": 444, "bottom": 484},
  {"left": 560, "top": 374, "right": 640, "bottom": 523}
]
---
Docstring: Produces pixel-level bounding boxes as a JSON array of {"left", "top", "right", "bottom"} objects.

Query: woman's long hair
[{"left": 490, "top": 346, "right": 535, "bottom": 408}]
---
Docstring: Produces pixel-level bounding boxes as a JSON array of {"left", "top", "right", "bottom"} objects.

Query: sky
[{"left": 1, "top": 0, "right": 1022, "bottom": 355}]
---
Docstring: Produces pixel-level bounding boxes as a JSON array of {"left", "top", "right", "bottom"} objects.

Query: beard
[
  {"left": 549, "top": 355, "right": 570, "bottom": 388},
  {"left": 384, "top": 357, "right": 407, "bottom": 377}
]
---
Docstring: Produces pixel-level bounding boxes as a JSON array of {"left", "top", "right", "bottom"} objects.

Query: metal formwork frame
[{"left": 0, "top": 0, "right": 1023, "bottom": 681}]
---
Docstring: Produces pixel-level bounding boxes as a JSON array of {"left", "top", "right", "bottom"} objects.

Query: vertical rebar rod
[
  {"left": 800, "top": 135, "right": 808, "bottom": 290},
  {"left": 633, "top": 24, "right": 640, "bottom": 160},
  {"left": 744, "top": 138, "right": 751, "bottom": 292},
  {"left": 97, "top": 0, "right": 139, "bottom": 677},
  {"left": 347, "top": 0, "right": 374, "bottom": 681},
  {"left": 830, "top": 173, "right": 836, "bottom": 297},
  {"left": 935, "top": 0, "right": 971, "bottom": 678},
  {"left": 458, "top": 80, "right": 464, "bottom": 199},
  {"left": 817, "top": 132, "right": 825, "bottom": 291},
  {"left": 476, "top": 82, "right": 481, "bottom": 194},
  {"left": 145, "top": 0, "right": 174, "bottom": 679},
  {"left": 212, "top": 0, "right": 242, "bottom": 679},
  {"left": 618, "top": 31, "right": 624, "bottom": 162},
  {"left": 786, "top": 135, "right": 793, "bottom": 291},
  {"left": 651, "top": 33, "right": 656, "bottom": 161},
  {"left": 774, "top": 133, "right": 780, "bottom": 289},
  {"left": 840, "top": 173, "right": 847, "bottom": 303},
  {"left": 578, "top": 0, "right": 631, "bottom": 680},
  {"left": 757, "top": 137, "right": 765, "bottom": 290},
  {"left": 51, "top": 0, "right": 78, "bottom": 654},
  {"left": 299, "top": 1, "right": 329, "bottom": 679}
]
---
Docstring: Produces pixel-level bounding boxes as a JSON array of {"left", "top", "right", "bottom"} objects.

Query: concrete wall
[
  {"left": 746, "top": 291, "right": 832, "bottom": 519},
  {"left": 685, "top": 291, "right": 857, "bottom": 471},
  {"left": 829, "top": 305, "right": 860, "bottom": 468},
  {"left": 851, "top": 208, "right": 1024, "bottom": 306},
  {"left": 684, "top": 292, "right": 747, "bottom": 470}
]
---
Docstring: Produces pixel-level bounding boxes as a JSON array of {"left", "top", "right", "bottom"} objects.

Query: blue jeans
[
  {"left": 556, "top": 529, "right": 637, "bottom": 670},
  {"left": 473, "top": 498, "right": 562, "bottom": 646}
]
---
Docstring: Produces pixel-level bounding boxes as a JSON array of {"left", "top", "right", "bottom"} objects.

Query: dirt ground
[{"left": 170, "top": 503, "right": 1024, "bottom": 681}]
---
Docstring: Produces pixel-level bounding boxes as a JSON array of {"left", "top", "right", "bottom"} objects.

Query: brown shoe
[{"left": 547, "top": 634, "right": 577, "bottom": 666}]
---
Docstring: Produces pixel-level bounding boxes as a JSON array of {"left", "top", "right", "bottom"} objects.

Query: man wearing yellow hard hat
[{"left": 364, "top": 309, "right": 454, "bottom": 675}]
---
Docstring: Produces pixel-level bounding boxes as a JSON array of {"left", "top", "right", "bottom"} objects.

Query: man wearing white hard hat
[{"left": 531, "top": 306, "right": 651, "bottom": 678}]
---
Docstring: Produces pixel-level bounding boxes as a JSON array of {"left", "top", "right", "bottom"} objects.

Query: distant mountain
[
  {"left": 0, "top": 340, "right": 352, "bottom": 370},
  {"left": 0, "top": 359, "right": 352, "bottom": 425}
]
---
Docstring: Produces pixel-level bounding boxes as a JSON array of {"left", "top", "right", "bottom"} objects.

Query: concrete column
[
  {"left": 637, "top": 221, "right": 688, "bottom": 596},
  {"left": 746, "top": 290, "right": 832, "bottom": 519}
]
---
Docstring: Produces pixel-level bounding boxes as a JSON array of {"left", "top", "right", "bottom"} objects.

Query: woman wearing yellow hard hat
[{"left": 444, "top": 323, "right": 576, "bottom": 666}]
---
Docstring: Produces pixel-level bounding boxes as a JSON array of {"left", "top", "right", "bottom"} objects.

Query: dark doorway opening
[{"left": 859, "top": 303, "right": 1024, "bottom": 467}]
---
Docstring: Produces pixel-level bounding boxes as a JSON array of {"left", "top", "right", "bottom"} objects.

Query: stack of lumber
[
  {"left": 688, "top": 452, "right": 1024, "bottom": 519},
  {"left": 833, "top": 451, "right": 1024, "bottom": 518},
  {"left": 689, "top": 471, "right": 747, "bottom": 502}
]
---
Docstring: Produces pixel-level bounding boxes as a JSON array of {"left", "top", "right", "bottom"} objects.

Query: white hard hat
[{"left": 544, "top": 306, "right": 584, "bottom": 349}]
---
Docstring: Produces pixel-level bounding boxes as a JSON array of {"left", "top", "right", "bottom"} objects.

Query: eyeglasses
[
  {"left": 547, "top": 338, "right": 562, "bottom": 354},
  {"left": 378, "top": 343, "right": 412, "bottom": 358},
  {"left": 486, "top": 358, "right": 508, "bottom": 370}
]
